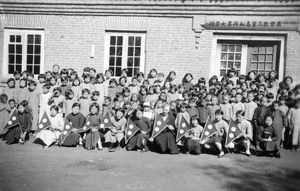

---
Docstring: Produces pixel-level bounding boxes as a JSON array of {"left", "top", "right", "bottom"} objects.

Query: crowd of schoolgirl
[{"left": 0, "top": 64, "right": 299, "bottom": 158}]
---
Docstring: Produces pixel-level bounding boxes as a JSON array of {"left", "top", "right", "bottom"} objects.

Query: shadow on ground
[
  {"left": 194, "top": 159, "right": 300, "bottom": 191},
  {"left": 66, "top": 159, "right": 114, "bottom": 171}
]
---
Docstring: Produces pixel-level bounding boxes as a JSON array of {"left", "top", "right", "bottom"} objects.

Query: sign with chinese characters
[{"left": 202, "top": 20, "right": 299, "bottom": 31}]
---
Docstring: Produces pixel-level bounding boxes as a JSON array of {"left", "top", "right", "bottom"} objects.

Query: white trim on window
[
  {"left": 3, "top": 29, "right": 45, "bottom": 77},
  {"left": 104, "top": 32, "right": 146, "bottom": 77},
  {"left": 210, "top": 33, "right": 285, "bottom": 81}
]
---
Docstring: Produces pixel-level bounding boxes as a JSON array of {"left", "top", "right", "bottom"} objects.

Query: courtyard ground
[{"left": 0, "top": 139, "right": 300, "bottom": 191}]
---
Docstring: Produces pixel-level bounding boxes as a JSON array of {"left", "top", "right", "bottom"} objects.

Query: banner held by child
[
  {"left": 150, "top": 115, "right": 167, "bottom": 140},
  {"left": 199, "top": 117, "right": 218, "bottom": 144},
  {"left": 35, "top": 112, "right": 51, "bottom": 134},
  {"left": 125, "top": 119, "right": 140, "bottom": 144},
  {"left": 225, "top": 120, "right": 243, "bottom": 148},
  {"left": 176, "top": 116, "right": 191, "bottom": 142}
]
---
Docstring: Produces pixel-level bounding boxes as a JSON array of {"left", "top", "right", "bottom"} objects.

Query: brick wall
[
  {"left": 285, "top": 31, "right": 300, "bottom": 84},
  {"left": 0, "top": 14, "right": 299, "bottom": 84}
]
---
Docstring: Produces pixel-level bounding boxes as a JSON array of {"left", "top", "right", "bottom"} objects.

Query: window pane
[
  {"left": 109, "top": 57, "right": 115, "bottom": 66},
  {"left": 135, "top": 47, "right": 140, "bottom": 56},
  {"left": 16, "top": 55, "right": 22, "bottom": 64},
  {"left": 258, "top": 63, "right": 265, "bottom": 70},
  {"left": 34, "top": 65, "right": 40, "bottom": 74},
  {"left": 221, "top": 53, "right": 227, "bottom": 60},
  {"left": 251, "top": 54, "right": 258, "bottom": 62},
  {"left": 9, "top": 45, "right": 15, "bottom": 53},
  {"left": 27, "top": 45, "right": 33, "bottom": 54},
  {"left": 110, "top": 36, "right": 116, "bottom": 45},
  {"left": 16, "top": 64, "right": 22, "bottom": 72},
  {"left": 251, "top": 63, "right": 258, "bottom": 70},
  {"left": 127, "top": 57, "right": 133, "bottom": 67},
  {"left": 259, "top": 47, "right": 266, "bottom": 54},
  {"left": 134, "top": 57, "right": 140, "bottom": 67},
  {"left": 9, "top": 55, "right": 14, "bottom": 64},
  {"left": 259, "top": 55, "right": 265, "bottom": 62},
  {"left": 228, "top": 53, "right": 234, "bottom": 60},
  {"left": 266, "top": 55, "right": 273, "bottom": 62},
  {"left": 27, "top": 55, "right": 33, "bottom": 64},
  {"left": 266, "top": 46, "right": 273, "bottom": 54},
  {"left": 116, "top": 57, "right": 122, "bottom": 66},
  {"left": 128, "top": 47, "right": 134, "bottom": 56},
  {"left": 27, "top": 65, "right": 33, "bottom": 73},
  {"left": 28, "top": 35, "right": 34, "bottom": 44},
  {"left": 228, "top": 61, "right": 233, "bottom": 68},
  {"left": 220, "top": 69, "right": 227, "bottom": 76},
  {"left": 229, "top": 45, "right": 235, "bottom": 52},
  {"left": 220, "top": 61, "right": 226, "bottom": 69},
  {"left": 134, "top": 68, "right": 139, "bottom": 76},
  {"left": 117, "top": 36, "right": 123, "bottom": 45},
  {"left": 110, "top": 47, "right": 115, "bottom": 55},
  {"left": 235, "top": 45, "right": 242, "bottom": 52},
  {"left": 35, "top": 35, "right": 41, "bottom": 44},
  {"left": 10, "top": 35, "right": 15, "bottom": 43},
  {"left": 115, "top": 67, "right": 122, "bottom": 76},
  {"left": 127, "top": 68, "right": 133, "bottom": 77},
  {"left": 252, "top": 47, "right": 258, "bottom": 54},
  {"left": 8, "top": 65, "right": 14, "bottom": 74},
  {"left": 135, "top": 37, "right": 141, "bottom": 46},
  {"left": 16, "top": 35, "right": 21, "bottom": 43},
  {"left": 16, "top": 45, "right": 22, "bottom": 54},
  {"left": 34, "top": 55, "right": 40, "bottom": 64},
  {"left": 235, "top": 53, "right": 241, "bottom": 61},
  {"left": 265, "top": 63, "right": 273, "bottom": 70},
  {"left": 235, "top": 62, "right": 241, "bottom": 69},
  {"left": 35, "top": 45, "right": 41, "bottom": 54},
  {"left": 128, "top": 36, "right": 134, "bottom": 46},
  {"left": 221, "top": 45, "right": 228, "bottom": 52},
  {"left": 117, "top": 47, "right": 122, "bottom": 56}
]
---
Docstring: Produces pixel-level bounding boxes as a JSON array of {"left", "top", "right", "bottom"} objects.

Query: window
[
  {"left": 220, "top": 44, "right": 242, "bottom": 76},
  {"left": 247, "top": 42, "right": 279, "bottom": 76},
  {"left": 105, "top": 32, "right": 146, "bottom": 77},
  {"left": 215, "top": 39, "right": 281, "bottom": 79},
  {"left": 3, "top": 29, "right": 44, "bottom": 76}
]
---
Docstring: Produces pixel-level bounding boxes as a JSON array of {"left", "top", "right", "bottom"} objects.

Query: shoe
[
  {"left": 108, "top": 148, "right": 117, "bottom": 152},
  {"left": 274, "top": 152, "right": 281, "bottom": 158},
  {"left": 141, "top": 148, "right": 149, "bottom": 152},
  {"left": 218, "top": 152, "right": 225, "bottom": 158},
  {"left": 97, "top": 146, "right": 103, "bottom": 151},
  {"left": 245, "top": 152, "right": 251, "bottom": 157}
]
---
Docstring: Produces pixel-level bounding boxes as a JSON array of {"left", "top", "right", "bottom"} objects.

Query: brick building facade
[{"left": 0, "top": 0, "right": 299, "bottom": 83}]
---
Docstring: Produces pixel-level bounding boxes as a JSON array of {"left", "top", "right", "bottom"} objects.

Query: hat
[{"left": 143, "top": 102, "right": 150, "bottom": 107}]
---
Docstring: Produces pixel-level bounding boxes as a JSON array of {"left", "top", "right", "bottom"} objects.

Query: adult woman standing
[{"left": 257, "top": 114, "right": 280, "bottom": 157}]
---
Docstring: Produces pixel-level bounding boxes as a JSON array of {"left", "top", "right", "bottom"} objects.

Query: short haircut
[
  {"left": 215, "top": 109, "right": 223, "bottom": 115},
  {"left": 72, "top": 102, "right": 80, "bottom": 108}
]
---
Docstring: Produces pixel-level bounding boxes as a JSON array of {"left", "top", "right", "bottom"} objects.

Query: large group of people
[{"left": 0, "top": 65, "right": 299, "bottom": 158}]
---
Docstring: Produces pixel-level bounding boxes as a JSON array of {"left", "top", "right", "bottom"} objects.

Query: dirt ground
[{"left": 0, "top": 139, "right": 300, "bottom": 191}]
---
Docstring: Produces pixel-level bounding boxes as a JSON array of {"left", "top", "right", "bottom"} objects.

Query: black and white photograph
[{"left": 0, "top": 0, "right": 300, "bottom": 190}]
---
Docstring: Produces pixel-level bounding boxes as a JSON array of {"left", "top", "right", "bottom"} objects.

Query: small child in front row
[
  {"left": 127, "top": 109, "right": 152, "bottom": 152},
  {"left": 201, "top": 110, "right": 229, "bottom": 158},
  {"left": 185, "top": 116, "right": 203, "bottom": 154},
  {"left": 5, "top": 100, "right": 32, "bottom": 144}
]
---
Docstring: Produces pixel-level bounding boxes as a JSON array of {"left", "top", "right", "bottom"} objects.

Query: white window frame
[
  {"left": 104, "top": 32, "right": 146, "bottom": 77},
  {"left": 3, "top": 28, "right": 45, "bottom": 77},
  {"left": 216, "top": 43, "right": 248, "bottom": 76},
  {"left": 210, "top": 32, "right": 285, "bottom": 81}
]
